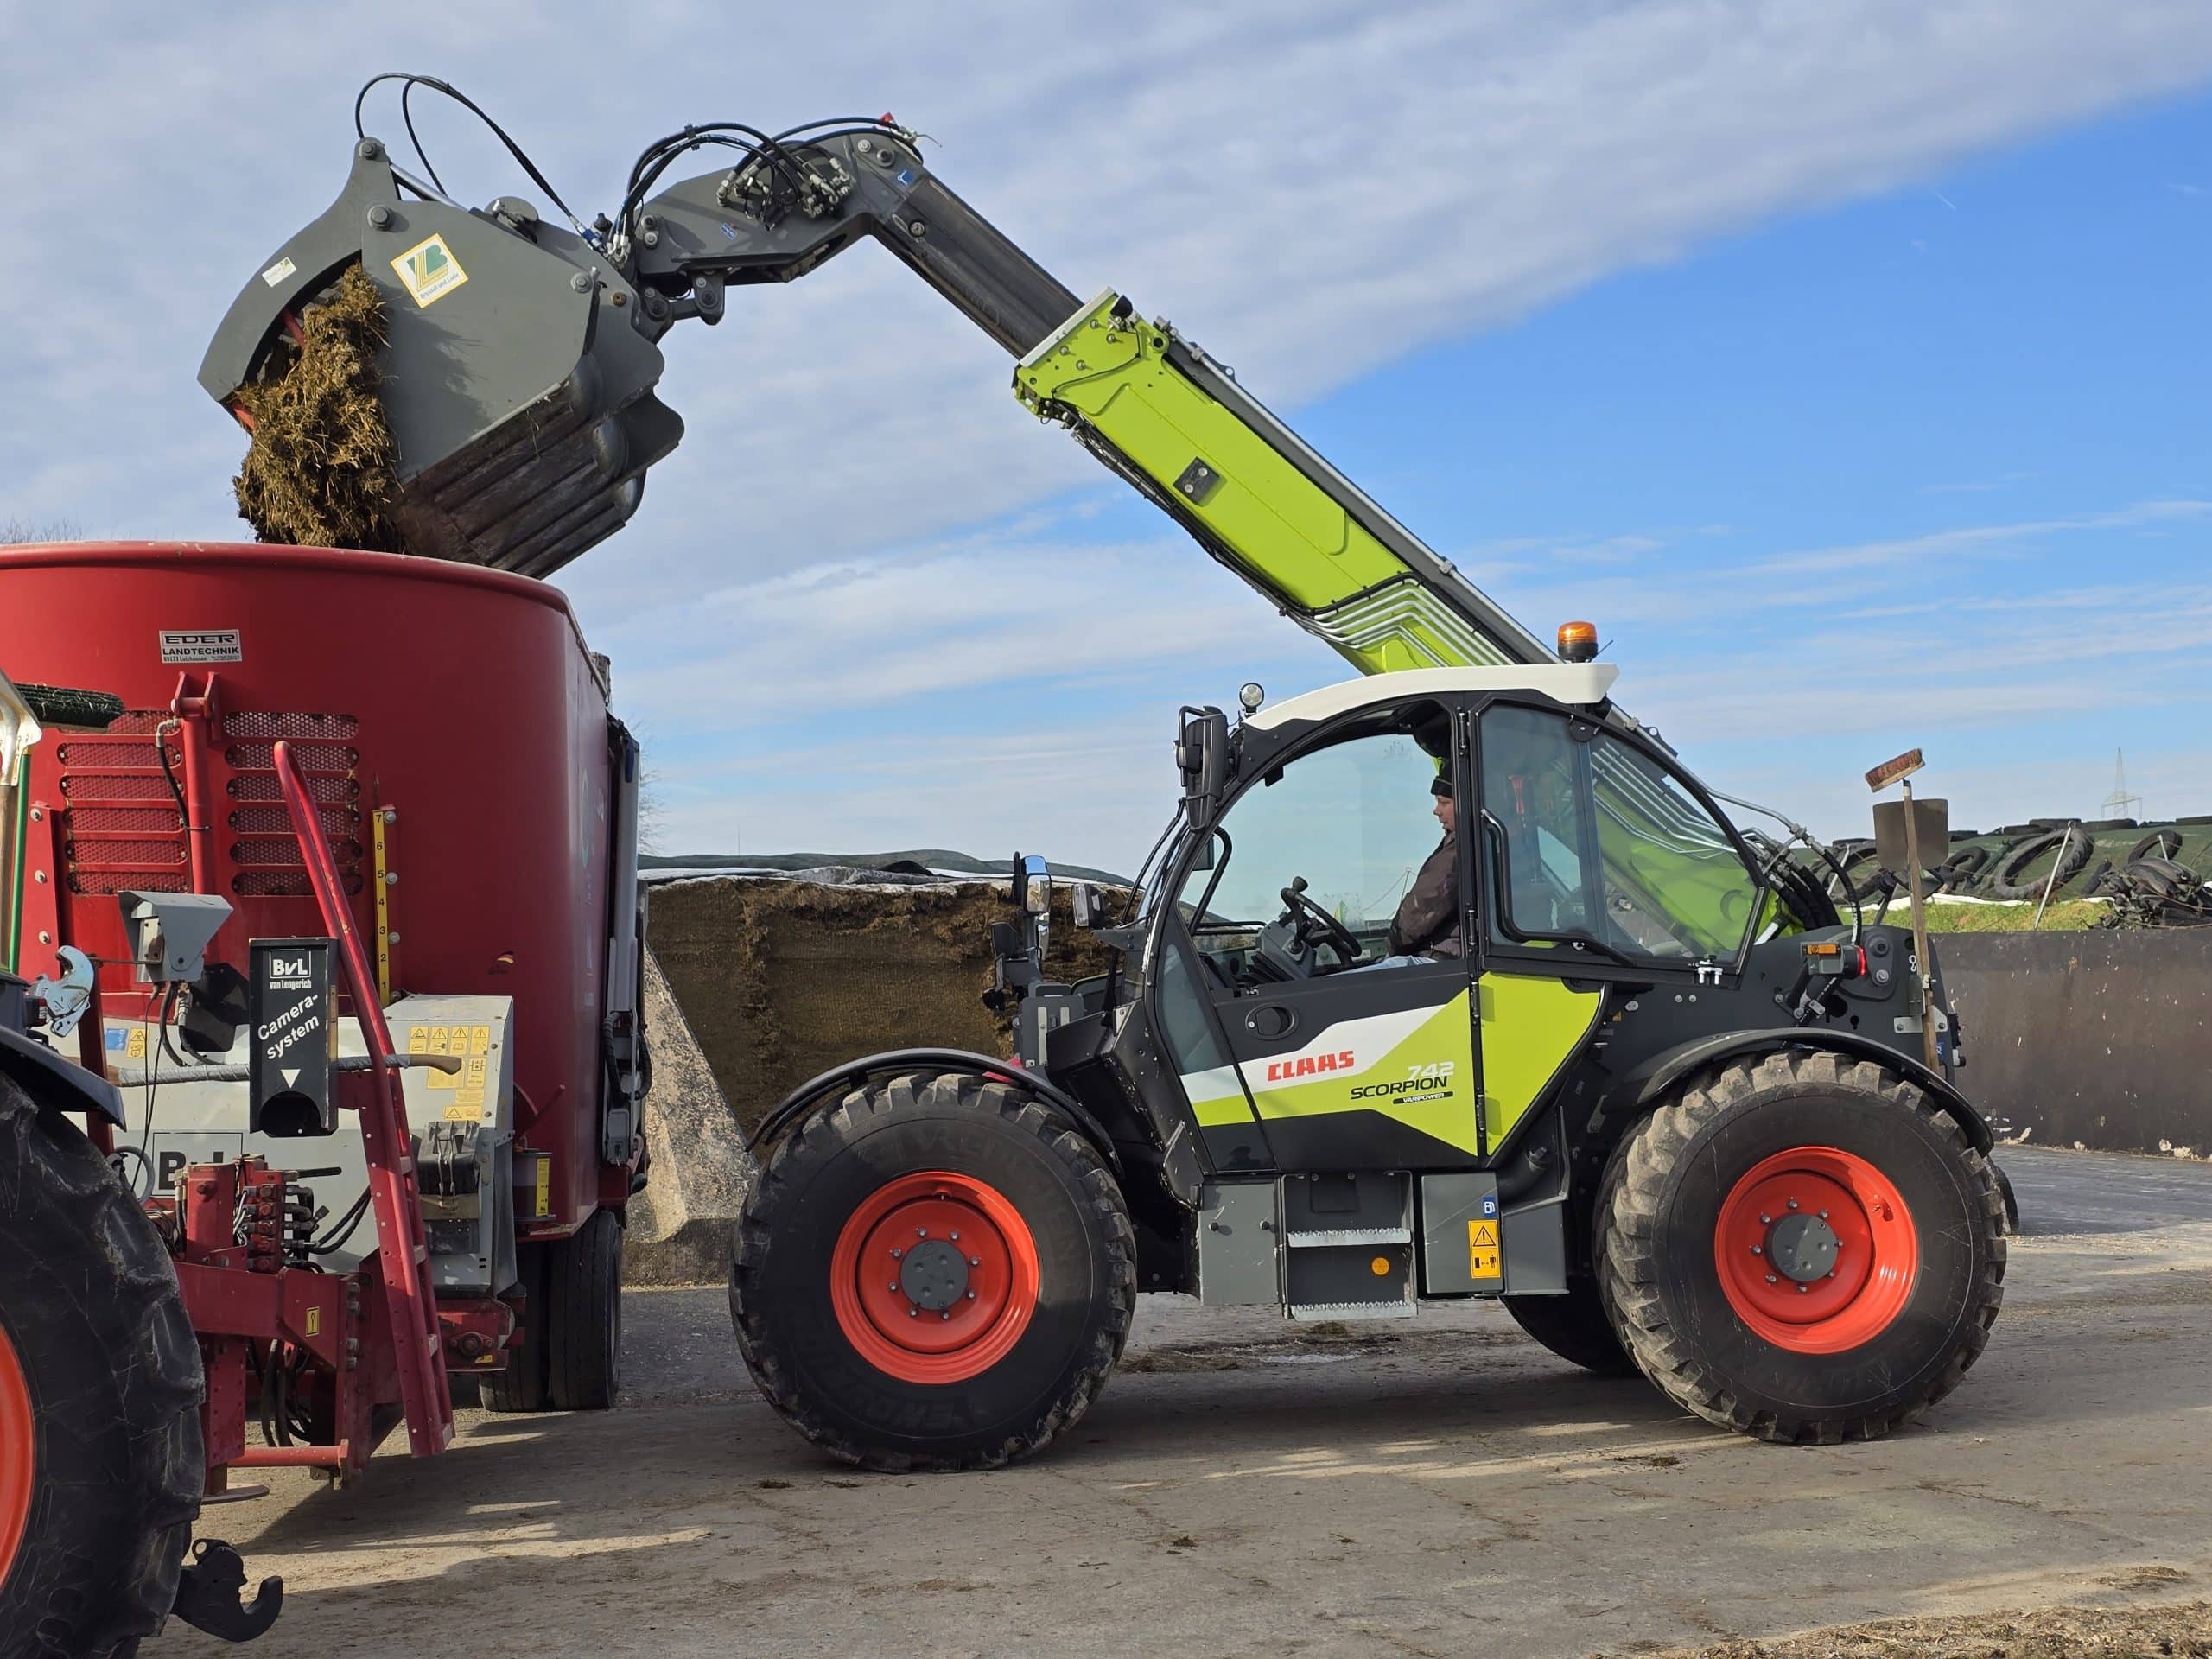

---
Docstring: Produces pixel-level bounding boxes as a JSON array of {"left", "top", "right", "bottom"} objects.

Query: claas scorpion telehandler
[{"left": 11, "top": 97, "right": 2016, "bottom": 1647}]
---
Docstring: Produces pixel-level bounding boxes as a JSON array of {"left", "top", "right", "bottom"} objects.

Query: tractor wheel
[
  {"left": 1599, "top": 1051, "right": 2005, "bottom": 1444},
  {"left": 0, "top": 1074, "right": 203, "bottom": 1657},
  {"left": 547, "top": 1209, "right": 623, "bottom": 1411},
  {"left": 1503, "top": 1282, "right": 1634, "bottom": 1376},
  {"left": 730, "top": 1071, "right": 1135, "bottom": 1471},
  {"left": 482, "top": 1240, "right": 552, "bottom": 1413}
]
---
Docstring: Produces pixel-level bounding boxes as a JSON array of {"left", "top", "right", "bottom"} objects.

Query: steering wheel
[{"left": 1278, "top": 876, "right": 1365, "bottom": 967}]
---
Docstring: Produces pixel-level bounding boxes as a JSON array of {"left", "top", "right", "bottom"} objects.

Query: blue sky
[{"left": 3, "top": 4, "right": 2209, "bottom": 872}]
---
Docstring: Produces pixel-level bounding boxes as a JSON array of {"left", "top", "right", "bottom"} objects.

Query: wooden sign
[{"left": 1864, "top": 748, "right": 1924, "bottom": 793}]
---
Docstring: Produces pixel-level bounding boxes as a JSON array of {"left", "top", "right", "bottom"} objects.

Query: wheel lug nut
[
  {"left": 1796, "top": 1283, "right": 1808, "bottom": 1294},
  {"left": 950, "top": 1230, "right": 960, "bottom": 1242},
  {"left": 907, "top": 1307, "right": 918, "bottom": 1319},
  {"left": 918, "top": 1227, "right": 928, "bottom": 1238},
  {"left": 1818, "top": 1210, "right": 1828, "bottom": 1219},
  {"left": 1788, "top": 1198, "right": 1800, "bottom": 1211},
  {"left": 1765, "top": 1274, "right": 1777, "bottom": 1284},
  {"left": 1759, "top": 1214, "right": 1771, "bottom": 1224},
  {"left": 1751, "top": 1245, "right": 1763, "bottom": 1255},
  {"left": 969, "top": 1256, "right": 981, "bottom": 1267},
  {"left": 966, "top": 1290, "right": 976, "bottom": 1300},
  {"left": 887, "top": 1283, "right": 899, "bottom": 1293},
  {"left": 890, "top": 1248, "right": 903, "bottom": 1259},
  {"left": 940, "top": 1311, "right": 951, "bottom": 1321}
]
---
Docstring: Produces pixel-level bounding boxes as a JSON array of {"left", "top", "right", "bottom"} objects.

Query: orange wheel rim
[
  {"left": 0, "top": 1320, "right": 34, "bottom": 1586},
  {"left": 1714, "top": 1146, "right": 1918, "bottom": 1355},
  {"left": 830, "top": 1171, "right": 1039, "bottom": 1385}
]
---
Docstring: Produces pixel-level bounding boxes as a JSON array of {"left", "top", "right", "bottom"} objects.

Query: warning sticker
[
  {"left": 262, "top": 255, "right": 297, "bottom": 288},
  {"left": 1467, "top": 1219, "right": 1501, "bottom": 1281},
  {"left": 410, "top": 1024, "right": 493, "bottom": 1116},
  {"left": 391, "top": 233, "right": 469, "bottom": 308},
  {"left": 304, "top": 1306, "right": 321, "bottom": 1338}
]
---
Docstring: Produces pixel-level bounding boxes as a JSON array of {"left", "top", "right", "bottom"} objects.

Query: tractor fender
[
  {"left": 746, "top": 1046, "right": 1122, "bottom": 1176},
  {"left": 0, "top": 1024, "right": 126, "bottom": 1125},
  {"left": 1616, "top": 1028, "right": 1993, "bottom": 1154}
]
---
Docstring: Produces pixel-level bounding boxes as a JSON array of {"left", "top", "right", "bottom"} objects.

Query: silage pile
[
  {"left": 647, "top": 876, "right": 1124, "bottom": 1136},
  {"left": 230, "top": 266, "right": 408, "bottom": 552}
]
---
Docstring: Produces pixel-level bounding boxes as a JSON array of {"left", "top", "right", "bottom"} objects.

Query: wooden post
[{"left": 1897, "top": 778, "right": 1939, "bottom": 1070}]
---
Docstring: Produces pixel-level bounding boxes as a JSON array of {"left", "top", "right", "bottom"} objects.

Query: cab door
[
  {"left": 1472, "top": 699, "right": 1769, "bottom": 1154},
  {"left": 1175, "top": 704, "right": 1483, "bottom": 1173}
]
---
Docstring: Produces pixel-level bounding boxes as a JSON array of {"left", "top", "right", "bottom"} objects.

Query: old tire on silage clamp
[
  {"left": 1503, "top": 1281, "right": 1634, "bottom": 1376},
  {"left": 1598, "top": 1052, "right": 2005, "bottom": 1443},
  {"left": 730, "top": 1071, "right": 1135, "bottom": 1471},
  {"left": 0, "top": 1074, "right": 203, "bottom": 1658},
  {"left": 1986, "top": 827, "right": 2093, "bottom": 900}
]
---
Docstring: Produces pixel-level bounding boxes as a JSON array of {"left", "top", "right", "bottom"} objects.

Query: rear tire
[
  {"left": 1503, "top": 1282, "right": 1634, "bottom": 1376},
  {"left": 731, "top": 1071, "right": 1135, "bottom": 1471},
  {"left": 483, "top": 1241, "right": 552, "bottom": 1413},
  {"left": 547, "top": 1210, "right": 623, "bottom": 1411},
  {"left": 1599, "top": 1051, "right": 2005, "bottom": 1444},
  {"left": 0, "top": 1075, "right": 203, "bottom": 1658}
]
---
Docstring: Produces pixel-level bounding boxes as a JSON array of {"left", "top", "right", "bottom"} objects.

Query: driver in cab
[{"left": 1374, "top": 772, "right": 1460, "bottom": 965}]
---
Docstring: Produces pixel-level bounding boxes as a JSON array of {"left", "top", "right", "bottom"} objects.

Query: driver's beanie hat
[{"left": 1430, "top": 772, "right": 1453, "bottom": 798}]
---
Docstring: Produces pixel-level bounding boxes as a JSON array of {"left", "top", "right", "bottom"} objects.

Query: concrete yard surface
[{"left": 153, "top": 1148, "right": 2212, "bottom": 1658}]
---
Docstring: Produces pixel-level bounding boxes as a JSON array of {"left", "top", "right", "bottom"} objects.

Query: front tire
[
  {"left": 730, "top": 1071, "right": 1135, "bottom": 1471},
  {"left": 0, "top": 1076, "right": 203, "bottom": 1658},
  {"left": 1600, "top": 1051, "right": 2005, "bottom": 1444}
]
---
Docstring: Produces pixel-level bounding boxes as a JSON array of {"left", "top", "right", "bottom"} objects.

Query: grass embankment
[{"left": 1892, "top": 898, "right": 2108, "bottom": 933}]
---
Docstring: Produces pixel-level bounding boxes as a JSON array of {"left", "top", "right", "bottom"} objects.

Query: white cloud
[{"left": 6, "top": 4, "right": 2211, "bottom": 857}]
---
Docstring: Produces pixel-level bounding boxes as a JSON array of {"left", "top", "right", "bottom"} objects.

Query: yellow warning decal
[
  {"left": 304, "top": 1306, "right": 322, "bottom": 1338},
  {"left": 391, "top": 233, "right": 469, "bottom": 308},
  {"left": 1467, "top": 1219, "right": 1501, "bottom": 1281},
  {"left": 535, "top": 1156, "right": 552, "bottom": 1217}
]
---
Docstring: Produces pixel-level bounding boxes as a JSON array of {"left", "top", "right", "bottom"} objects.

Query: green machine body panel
[{"left": 1017, "top": 289, "right": 1560, "bottom": 679}]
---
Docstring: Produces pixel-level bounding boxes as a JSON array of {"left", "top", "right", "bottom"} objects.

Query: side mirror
[
  {"left": 1176, "top": 705, "right": 1230, "bottom": 823},
  {"left": 1020, "top": 853, "right": 1051, "bottom": 918}
]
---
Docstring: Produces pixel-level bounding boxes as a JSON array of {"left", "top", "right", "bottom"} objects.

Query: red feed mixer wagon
[{"left": 0, "top": 540, "right": 647, "bottom": 1649}]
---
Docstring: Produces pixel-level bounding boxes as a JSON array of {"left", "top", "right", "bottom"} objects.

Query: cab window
[
  {"left": 1179, "top": 718, "right": 1451, "bottom": 967},
  {"left": 1481, "top": 704, "right": 1760, "bottom": 965}
]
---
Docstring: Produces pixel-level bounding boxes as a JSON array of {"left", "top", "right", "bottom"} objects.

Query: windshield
[{"left": 1176, "top": 726, "right": 1447, "bottom": 952}]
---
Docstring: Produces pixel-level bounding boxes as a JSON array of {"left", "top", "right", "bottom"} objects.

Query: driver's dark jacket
[{"left": 1388, "top": 831, "right": 1461, "bottom": 957}]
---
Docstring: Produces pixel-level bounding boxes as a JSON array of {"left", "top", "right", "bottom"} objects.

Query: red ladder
[{"left": 275, "top": 741, "right": 453, "bottom": 1457}]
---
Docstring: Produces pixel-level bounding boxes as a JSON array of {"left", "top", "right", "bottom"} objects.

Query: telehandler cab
[{"left": 732, "top": 663, "right": 2006, "bottom": 1469}]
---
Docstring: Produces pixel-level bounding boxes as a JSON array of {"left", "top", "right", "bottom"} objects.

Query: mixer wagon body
[
  {"left": 0, "top": 541, "right": 643, "bottom": 1230},
  {"left": 1, "top": 542, "right": 645, "bottom": 1513}
]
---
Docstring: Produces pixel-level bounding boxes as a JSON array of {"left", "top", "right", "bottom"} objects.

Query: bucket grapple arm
[{"left": 202, "top": 100, "right": 1551, "bottom": 673}]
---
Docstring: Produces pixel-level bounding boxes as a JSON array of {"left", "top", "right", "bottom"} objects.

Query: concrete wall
[{"left": 1940, "top": 930, "right": 2212, "bottom": 1154}]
